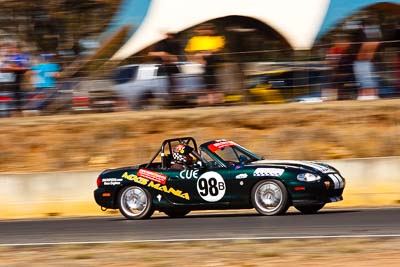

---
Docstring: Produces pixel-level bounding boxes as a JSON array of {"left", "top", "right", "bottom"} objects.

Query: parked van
[{"left": 112, "top": 62, "right": 204, "bottom": 109}]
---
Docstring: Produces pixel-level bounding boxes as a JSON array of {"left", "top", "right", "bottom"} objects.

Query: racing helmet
[{"left": 172, "top": 144, "right": 194, "bottom": 165}]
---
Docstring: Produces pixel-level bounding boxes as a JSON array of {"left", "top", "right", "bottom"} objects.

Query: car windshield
[
  {"left": 205, "top": 141, "right": 261, "bottom": 165},
  {"left": 214, "top": 146, "right": 259, "bottom": 164}
]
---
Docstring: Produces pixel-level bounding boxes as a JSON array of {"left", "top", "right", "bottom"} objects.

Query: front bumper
[
  {"left": 289, "top": 173, "right": 345, "bottom": 205},
  {"left": 292, "top": 196, "right": 343, "bottom": 206}
]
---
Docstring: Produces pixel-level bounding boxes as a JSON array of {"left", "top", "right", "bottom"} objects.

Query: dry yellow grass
[
  {"left": 1, "top": 238, "right": 400, "bottom": 266},
  {"left": 0, "top": 99, "right": 399, "bottom": 173}
]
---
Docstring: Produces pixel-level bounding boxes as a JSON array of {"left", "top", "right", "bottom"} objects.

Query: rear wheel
[
  {"left": 295, "top": 203, "right": 325, "bottom": 214},
  {"left": 251, "top": 180, "right": 289, "bottom": 216},
  {"left": 163, "top": 209, "right": 190, "bottom": 218},
  {"left": 118, "top": 186, "right": 154, "bottom": 220}
]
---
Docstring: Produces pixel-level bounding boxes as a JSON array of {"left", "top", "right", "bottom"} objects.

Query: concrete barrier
[
  {"left": 325, "top": 157, "right": 400, "bottom": 207},
  {"left": 0, "top": 157, "right": 399, "bottom": 219},
  {"left": 0, "top": 171, "right": 102, "bottom": 219}
]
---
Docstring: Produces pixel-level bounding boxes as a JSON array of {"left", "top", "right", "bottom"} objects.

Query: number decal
[
  {"left": 197, "top": 172, "right": 226, "bottom": 202},
  {"left": 198, "top": 178, "right": 208, "bottom": 196}
]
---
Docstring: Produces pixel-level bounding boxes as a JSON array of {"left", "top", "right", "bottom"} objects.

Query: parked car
[
  {"left": 94, "top": 137, "right": 345, "bottom": 220},
  {"left": 70, "top": 78, "right": 119, "bottom": 113},
  {"left": 111, "top": 62, "right": 204, "bottom": 109},
  {"left": 224, "top": 63, "right": 331, "bottom": 104},
  {"left": 0, "top": 91, "right": 13, "bottom": 117},
  {"left": 0, "top": 68, "right": 16, "bottom": 117}
]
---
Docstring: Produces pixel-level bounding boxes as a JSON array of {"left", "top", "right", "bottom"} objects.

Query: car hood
[{"left": 250, "top": 160, "right": 336, "bottom": 174}]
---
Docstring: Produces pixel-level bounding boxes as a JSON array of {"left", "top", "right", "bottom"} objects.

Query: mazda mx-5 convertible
[{"left": 94, "top": 137, "right": 345, "bottom": 219}]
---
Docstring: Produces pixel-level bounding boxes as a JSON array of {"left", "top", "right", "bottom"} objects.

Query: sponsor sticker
[
  {"left": 137, "top": 169, "right": 167, "bottom": 185},
  {"left": 253, "top": 168, "right": 284, "bottom": 177},
  {"left": 179, "top": 169, "right": 199, "bottom": 179},
  {"left": 208, "top": 140, "right": 237, "bottom": 152},
  {"left": 254, "top": 160, "right": 334, "bottom": 174},
  {"left": 122, "top": 172, "right": 190, "bottom": 200},
  {"left": 102, "top": 178, "right": 123, "bottom": 186},
  {"left": 235, "top": 173, "right": 248, "bottom": 179}
]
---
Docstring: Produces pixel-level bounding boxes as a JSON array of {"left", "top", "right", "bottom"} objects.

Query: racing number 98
[
  {"left": 198, "top": 177, "right": 225, "bottom": 197},
  {"left": 197, "top": 172, "right": 226, "bottom": 202}
]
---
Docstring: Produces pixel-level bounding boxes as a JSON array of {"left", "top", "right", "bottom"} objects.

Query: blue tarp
[
  {"left": 102, "top": 0, "right": 152, "bottom": 41},
  {"left": 317, "top": 0, "right": 400, "bottom": 39}
]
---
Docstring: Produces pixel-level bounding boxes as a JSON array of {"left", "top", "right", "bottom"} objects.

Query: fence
[{"left": 0, "top": 40, "right": 399, "bottom": 116}]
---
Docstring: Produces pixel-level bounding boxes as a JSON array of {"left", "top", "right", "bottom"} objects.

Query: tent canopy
[
  {"left": 111, "top": 0, "right": 330, "bottom": 60},
  {"left": 109, "top": 0, "right": 400, "bottom": 61}
]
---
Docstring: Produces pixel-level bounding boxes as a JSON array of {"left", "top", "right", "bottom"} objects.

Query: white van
[{"left": 112, "top": 62, "right": 204, "bottom": 109}]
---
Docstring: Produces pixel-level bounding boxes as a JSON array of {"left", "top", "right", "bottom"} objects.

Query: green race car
[{"left": 94, "top": 137, "right": 345, "bottom": 219}]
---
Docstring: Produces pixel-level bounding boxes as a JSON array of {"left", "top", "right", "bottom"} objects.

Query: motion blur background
[
  {"left": 1, "top": 2, "right": 400, "bottom": 266},
  {"left": 0, "top": 0, "right": 399, "bottom": 214}
]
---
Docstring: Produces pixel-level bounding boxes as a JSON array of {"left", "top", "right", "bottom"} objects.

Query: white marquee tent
[{"left": 109, "top": 0, "right": 400, "bottom": 60}]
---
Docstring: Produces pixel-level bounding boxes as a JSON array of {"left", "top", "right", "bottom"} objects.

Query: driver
[{"left": 171, "top": 143, "right": 194, "bottom": 170}]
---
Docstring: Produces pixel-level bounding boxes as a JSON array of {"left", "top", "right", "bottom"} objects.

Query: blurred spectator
[
  {"left": 324, "top": 34, "right": 357, "bottom": 100},
  {"left": 185, "top": 24, "right": 225, "bottom": 105},
  {"left": 352, "top": 20, "right": 382, "bottom": 100},
  {"left": 148, "top": 32, "right": 181, "bottom": 107},
  {"left": 0, "top": 43, "right": 30, "bottom": 115},
  {"left": 30, "top": 54, "right": 60, "bottom": 90},
  {"left": 0, "top": 43, "right": 15, "bottom": 85},
  {"left": 26, "top": 54, "right": 60, "bottom": 111}
]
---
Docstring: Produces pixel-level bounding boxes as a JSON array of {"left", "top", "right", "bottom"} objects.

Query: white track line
[{"left": 2, "top": 234, "right": 400, "bottom": 247}]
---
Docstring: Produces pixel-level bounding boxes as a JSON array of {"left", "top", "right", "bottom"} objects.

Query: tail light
[{"left": 97, "top": 177, "right": 102, "bottom": 187}]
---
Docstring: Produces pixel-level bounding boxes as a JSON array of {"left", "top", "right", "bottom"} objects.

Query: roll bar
[{"left": 145, "top": 137, "right": 198, "bottom": 169}]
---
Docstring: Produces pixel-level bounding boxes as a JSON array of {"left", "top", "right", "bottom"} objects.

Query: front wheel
[
  {"left": 295, "top": 203, "right": 325, "bottom": 214},
  {"left": 251, "top": 180, "right": 289, "bottom": 216},
  {"left": 118, "top": 186, "right": 154, "bottom": 220}
]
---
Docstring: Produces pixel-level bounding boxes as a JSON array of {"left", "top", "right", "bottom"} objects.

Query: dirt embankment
[{"left": 0, "top": 99, "right": 399, "bottom": 173}]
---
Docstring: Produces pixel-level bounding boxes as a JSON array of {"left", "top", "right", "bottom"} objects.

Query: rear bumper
[{"left": 94, "top": 188, "right": 117, "bottom": 209}]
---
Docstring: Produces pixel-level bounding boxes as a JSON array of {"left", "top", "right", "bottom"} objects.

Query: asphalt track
[{"left": 1, "top": 208, "right": 400, "bottom": 246}]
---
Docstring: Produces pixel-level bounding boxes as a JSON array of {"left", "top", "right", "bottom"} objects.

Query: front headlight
[{"left": 297, "top": 173, "right": 321, "bottom": 182}]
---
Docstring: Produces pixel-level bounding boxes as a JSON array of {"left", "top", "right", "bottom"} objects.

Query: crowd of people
[
  {"left": 325, "top": 19, "right": 400, "bottom": 101},
  {"left": 1, "top": 19, "right": 399, "bottom": 117},
  {"left": 149, "top": 21, "right": 399, "bottom": 107},
  {"left": 148, "top": 24, "right": 226, "bottom": 107},
  {"left": 0, "top": 42, "right": 60, "bottom": 116}
]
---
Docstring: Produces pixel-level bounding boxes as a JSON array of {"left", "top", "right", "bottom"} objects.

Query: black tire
[
  {"left": 251, "top": 179, "right": 289, "bottom": 216},
  {"left": 295, "top": 203, "right": 325, "bottom": 214},
  {"left": 163, "top": 209, "right": 190, "bottom": 218},
  {"left": 118, "top": 186, "right": 154, "bottom": 220}
]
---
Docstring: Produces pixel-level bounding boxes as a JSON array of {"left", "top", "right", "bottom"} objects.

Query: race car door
[{"left": 163, "top": 167, "right": 233, "bottom": 206}]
